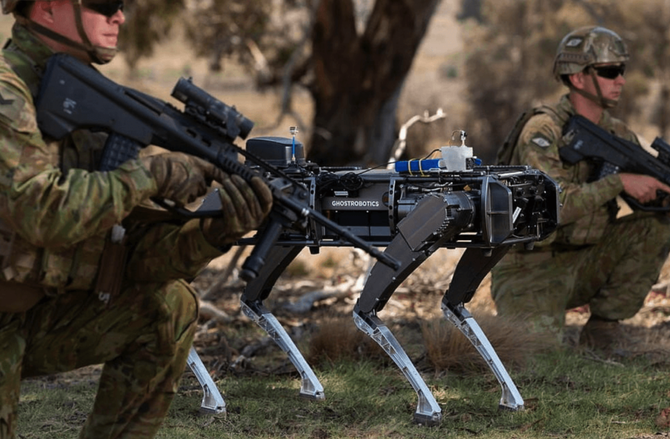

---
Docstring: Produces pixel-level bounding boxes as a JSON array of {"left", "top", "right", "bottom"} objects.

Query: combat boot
[{"left": 578, "top": 315, "right": 632, "bottom": 357}]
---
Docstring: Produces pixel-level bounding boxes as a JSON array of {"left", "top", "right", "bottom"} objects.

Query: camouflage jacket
[
  {"left": 509, "top": 94, "right": 635, "bottom": 247},
  {"left": 0, "top": 23, "right": 221, "bottom": 293}
]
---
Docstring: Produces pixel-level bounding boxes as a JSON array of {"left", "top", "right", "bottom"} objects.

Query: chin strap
[
  {"left": 569, "top": 66, "right": 618, "bottom": 109},
  {"left": 15, "top": 0, "right": 117, "bottom": 64},
  {"left": 70, "top": 0, "right": 102, "bottom": 63}
]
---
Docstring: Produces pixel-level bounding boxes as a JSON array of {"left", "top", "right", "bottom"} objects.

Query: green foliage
[
  {"left": 16, "top": 349, "right": 670, "bottom": 438},
  {"left": 319, "top": 256, "right": 337, "bottom": 269},
  {"left": 183, "top": 0, "right": 270, "bottom": 70},
  {"left": 118, "top": 0, "right": 186, "bottom": 71},
  {"left": 285, "top": 259, "right": 310, "bottom": 277},
  {"left": 182, "top": 0, "right": 309, "bottom": 84}
]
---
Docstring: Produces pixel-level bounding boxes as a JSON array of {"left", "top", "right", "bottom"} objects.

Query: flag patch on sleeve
[{"left": 531, "top": 135, "right": 551, "bottom": 148}]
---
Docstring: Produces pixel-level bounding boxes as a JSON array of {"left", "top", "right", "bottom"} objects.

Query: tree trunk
[{"left": 307, "top": 0, "right": 440, "bottom": 167}]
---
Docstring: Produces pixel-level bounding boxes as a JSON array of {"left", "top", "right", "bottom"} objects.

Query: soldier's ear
[
  {"left": 568, "top": 71, "right": 587, "bottom": 90},
  {"left": 30, "top": 0, "right": 57, "bottom": 24}
]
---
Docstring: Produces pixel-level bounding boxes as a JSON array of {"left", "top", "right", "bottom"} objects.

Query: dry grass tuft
[
  {"left": 625, "top": 322, "right": 670, "bottom": 365},
  {"left": 307, "top": 317, "right": 388, "bottom": 366},
  {"left": 306, "top": 311, "right": 559, "bottom": 374},
  {"left": 421, "top": 310, "right": 559, "bottom": 373}
]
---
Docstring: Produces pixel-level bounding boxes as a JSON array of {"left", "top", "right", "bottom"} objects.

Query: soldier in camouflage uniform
[
  {"left": 491, "top": 26, "right": 670, "bottom": 354},
  {"left": 0, "top": 1, "right": 273, "bottom": 438}
]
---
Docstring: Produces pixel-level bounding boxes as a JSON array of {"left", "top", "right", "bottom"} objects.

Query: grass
[{"left": 16, "top": 346, "right": 670, "bottom": 439}]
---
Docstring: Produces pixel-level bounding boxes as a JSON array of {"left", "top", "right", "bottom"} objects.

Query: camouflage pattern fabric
[
  {"left": 0, "top": 24, "right": 157, "bottom": 290},
  {"left": 492, "top": 213, "right": 670, "bottom": 336},
  {"left": 0, "top": 23, "right": 224, "bottom": 438},
  {"left": 491, "top": 95, "right": 670, "bottom": 335},
  {"left": 0, "top": 280, "right": 198, "bottom": 438}
]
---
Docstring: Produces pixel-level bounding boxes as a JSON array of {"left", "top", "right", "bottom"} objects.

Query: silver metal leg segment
[
  {"left": 187, "top": 347, "right": 226, "bottom": 414},
  {"left": 441, "top": 302, "right": 524, "bottom": 411},
  {"left": 241, "top": 300, "right": 325, "bottom": 400},
  {"left": 353, "top": 309, "right": 442, "bottom": 425}
]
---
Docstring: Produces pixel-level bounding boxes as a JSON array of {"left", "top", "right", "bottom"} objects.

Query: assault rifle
[
  {"left": 561, "top": 114, "right": 670, "bottom": 212},
  {"left": 34, "top": 53, "right": 399, "bottom": 279},
  {"left": 35, "top": 53, "right": 561, "bottom": 425}
]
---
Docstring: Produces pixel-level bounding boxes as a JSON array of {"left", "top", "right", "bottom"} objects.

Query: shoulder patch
[
  {"left": 531, "top": 135, "right": 551, "bottom": 148},
  {"left": 0, "top": 83, "right": 36, "bottom": 133},
  {"left": 0, "top": 86, "right": 22, "bottom": 121}
]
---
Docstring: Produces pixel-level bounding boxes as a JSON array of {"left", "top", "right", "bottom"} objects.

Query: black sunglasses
[
  {"left": 82, "top": 0, "right": 124, "bottom": 18},
  {"left": 592, "top": 64, "right": 626, "bottom": 80}
]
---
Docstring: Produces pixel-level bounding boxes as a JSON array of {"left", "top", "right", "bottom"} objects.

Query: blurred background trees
[
  {"left": 308, "top": 0, "right": 440, "bottom": 165},
  {"left": 116, "top": 0, "right": 670, "bottom": 166},
  {"left": 118, "top": 0, "right": 185, "bottom": 72}
]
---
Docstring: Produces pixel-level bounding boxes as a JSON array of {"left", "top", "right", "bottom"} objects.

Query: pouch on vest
[{"left": 94, "top": 225, "right": 128, "bottom": 306}]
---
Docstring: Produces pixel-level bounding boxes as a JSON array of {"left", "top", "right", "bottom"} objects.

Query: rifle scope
[{"left": 171, "top": 77, "right": 254, "bottom": 140}]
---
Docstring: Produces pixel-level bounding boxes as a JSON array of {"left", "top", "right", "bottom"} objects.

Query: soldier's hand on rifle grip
[
  {"left": 141, "top": 152, "right": 223, "bottom": 206},
  {"left": 200, "top": 174, "right": 273, "bottom": 247},
  {"left": 619, "top": 173, "right": 670, "bottom": 204}
]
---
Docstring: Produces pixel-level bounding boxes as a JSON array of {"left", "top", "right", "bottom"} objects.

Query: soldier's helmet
[{"left": 553, "top": 26, "right": 629, "bottom": 80}]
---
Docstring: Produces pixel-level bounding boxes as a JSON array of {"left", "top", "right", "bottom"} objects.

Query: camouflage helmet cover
[
  {"left": 2, "top": 0, "right": 23, "bottom": 14},
  {"left": 553, "top": 26, "right": 629, "bottom": 79}
]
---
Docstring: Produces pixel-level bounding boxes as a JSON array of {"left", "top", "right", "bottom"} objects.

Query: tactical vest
[{"left": 0, "top": 40, "right": 112, "bottom": 311}]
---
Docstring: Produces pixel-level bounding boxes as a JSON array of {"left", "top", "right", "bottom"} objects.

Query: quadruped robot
[
  {"left": 32, "top": 53, "right": 560, "bottom": 425},
  {"left": 187, "top": 133, "right": 560, "bottom": 425}
]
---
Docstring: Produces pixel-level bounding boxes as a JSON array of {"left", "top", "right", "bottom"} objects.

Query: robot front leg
[
  {"left": 441, "top": 303, "right": 524, "bottom": 411},
  {"left": 355, "top": 234, "right": 441, "bottom": 425},
  {"left": 241, "top": 299, "right": 325, "bottom": 400},
  {"left": 441, "top": 246, "right": 524, "bottom": 411},
  {"left": 188, "top": 245, "right": 312, "bottom": 411},
  {"left": 353, "top": 306, "right": 442, "bottom": 426},
  {"left": 241, "top": 244, "right": 325, "bottom": 400},
  {"left": 353, "top": 193, "right": 482, "bottom": 425}
]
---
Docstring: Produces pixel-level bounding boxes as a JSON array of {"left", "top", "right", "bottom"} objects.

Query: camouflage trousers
[
  {"left": 491, "top": 213, "right": 670, "bottom": 336},
  {"left": 0, "top": 279, "right": 199, "bottom": 439}
]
